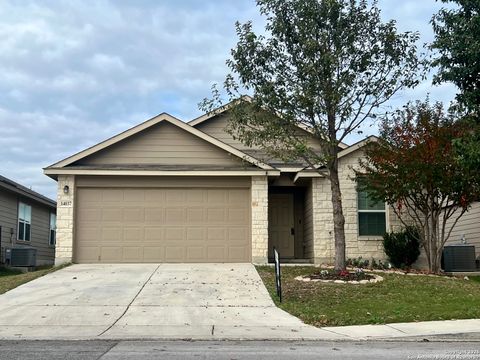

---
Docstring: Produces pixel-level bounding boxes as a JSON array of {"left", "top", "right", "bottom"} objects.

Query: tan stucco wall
[
  {"left": 251, "top": 176, "right": 269, "bottom": 264},
  {"left": 55, "top": 175, "right": 75, "bottom": 265},
  {"left": 311, "top": 149, "right": 403, "bottom": 265}
]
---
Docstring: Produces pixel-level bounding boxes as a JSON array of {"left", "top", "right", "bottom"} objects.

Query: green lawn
[
  {"left": 0, "top": 265, "right": 67, "bottom": 295},
  {"left": 256, "top": 266, "right": 480, "bottom": 327}
]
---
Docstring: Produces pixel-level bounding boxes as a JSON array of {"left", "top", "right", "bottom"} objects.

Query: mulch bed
[{"left": 306, "top": 270, "right": 375, "bottom": 282}]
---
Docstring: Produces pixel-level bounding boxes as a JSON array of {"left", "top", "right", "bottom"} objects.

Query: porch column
[
  {"left": 251, "top": 175, "right": 269, "bottom": 264},
  {"left": 311, "top": 177, "right": 335, "bottom": 264},
  {"left": 55, "top": 175, "right": 75, "bottom": 265}
]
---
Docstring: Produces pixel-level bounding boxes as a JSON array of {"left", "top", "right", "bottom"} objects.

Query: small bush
[
  {"left": 383, "top": 226, "right": 421, "bottom": 268},
  {"left": 346, "top": 257, "right": 369, "bottom": 268}
]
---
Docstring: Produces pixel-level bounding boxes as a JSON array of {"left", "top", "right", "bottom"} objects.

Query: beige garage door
[{"left": 75, "top": 187, "right": 251, "bottom": 263}]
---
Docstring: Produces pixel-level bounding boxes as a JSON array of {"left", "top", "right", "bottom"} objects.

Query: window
[
  {"left": 357, "top": 180, "right": 386, "bottom": 236},
  {"left": 49, "top": 213, "right": 56, "bottom": 246},
  {"left": 18, "top": 202, "right": 32, "bottom": 241}
]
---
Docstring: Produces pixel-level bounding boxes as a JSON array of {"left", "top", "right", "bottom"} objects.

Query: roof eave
[
  {"left": 43, "top": 168, "right": 281, "bottom": 177},
  {"left": 0, "top": 182, "right": 56, "bottom": 208}
]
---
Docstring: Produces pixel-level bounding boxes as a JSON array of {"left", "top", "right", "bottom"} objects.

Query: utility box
[
  {"left": 5, "top": 247, "right": 37, "bottom": 267},
  {"left": 442, "top": 245, "right": 476, "bottom": 272}
]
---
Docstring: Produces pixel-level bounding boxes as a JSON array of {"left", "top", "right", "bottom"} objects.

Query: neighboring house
[
  {"left": 0, "top": 175, "right": 57, "bottom": 266},
  {"left": 44, "top": 105, "right": 402, "bottom": 265},
  {"left": 445, "top": 202, "right": 480, "bottom": 258}
]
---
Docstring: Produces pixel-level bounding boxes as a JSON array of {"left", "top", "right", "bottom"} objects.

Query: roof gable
[
  {"left": 189, "top": 97, "right": 349, "bottom": 150},
  {"left": 46, "top": 113, "right": 274, "bottom": 170},
  {"left": 75, "top": 121, "right": 251, "bottom": 168}
]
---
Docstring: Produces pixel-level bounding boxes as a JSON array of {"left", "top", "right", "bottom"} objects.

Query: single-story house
[
  {"left": 44, "top": 104, "right": 403, "bottom": 265},
  {"left": 0, "top": 175, "right": 57, "bottom": 266}
]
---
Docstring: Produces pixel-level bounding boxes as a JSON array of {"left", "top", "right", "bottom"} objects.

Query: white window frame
[
  {"left": 49, "top": 213, "right": 56, "bottom": 246},
  {"left": 18, "top": 202, "right": 32, "bottom": 242},
  {"left": 357, "top": 182, "right": 388, "bottom": 237}
]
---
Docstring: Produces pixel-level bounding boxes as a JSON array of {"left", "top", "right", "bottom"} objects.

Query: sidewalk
[{"left": 321, "top": 318, "right": 480, "bottom": 341}]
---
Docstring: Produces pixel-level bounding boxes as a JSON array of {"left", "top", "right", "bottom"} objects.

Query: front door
[{"left": 268, "top": 193, "right": 295, "bottom": 258}]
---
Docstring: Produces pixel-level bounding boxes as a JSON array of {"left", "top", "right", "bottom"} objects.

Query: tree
[
  {"left": 431, "top": 1, "right": 480, "bottom": 194},
  {"left": 359, "top": 100, "right": 479, "bottom": 273},
  {"left": 201, "top": 0, "right": 425, "bottom": 271},
  {"left": 431, "top": 0, "right": 480, "bottom": 116}
]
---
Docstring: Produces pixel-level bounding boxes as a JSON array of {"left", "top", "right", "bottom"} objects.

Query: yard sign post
[{"left": 273, "top": 247, "right": 282, "bottom": 303}]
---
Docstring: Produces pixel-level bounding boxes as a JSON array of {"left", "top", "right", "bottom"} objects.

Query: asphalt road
[{"left": 0, "top": 340, "right": 480, "bottom": 360}]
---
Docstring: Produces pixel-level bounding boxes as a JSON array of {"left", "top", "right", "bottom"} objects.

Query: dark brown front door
[{"left": 268, "top": 193, "right": 295, "bottom": 258}]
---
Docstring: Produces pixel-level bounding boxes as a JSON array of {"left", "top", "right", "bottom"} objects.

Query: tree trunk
[
  {"left": 423, "top": 209, "right": 443, "bottom": 274},
  {"left": 327, "top": 149, "right": 346, "bottom": 272},
  {"left": 330, "top": 168, "right": 346, "bottom": 272}
]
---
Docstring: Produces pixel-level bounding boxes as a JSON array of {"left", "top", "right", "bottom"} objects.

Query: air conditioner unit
[
  {"left": 442, "top": 245, "right": 476, "bottom": 272},
  {"left": 5, "top": 247, "right": 37, "bottom": 267}
]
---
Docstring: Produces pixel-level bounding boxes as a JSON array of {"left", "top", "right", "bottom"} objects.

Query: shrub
[
  {"left": 346, "top": 257, "right": 369, "bottom": 268},
  {"left": 383, "top": 226, "right": 421, "bottom": 268}
]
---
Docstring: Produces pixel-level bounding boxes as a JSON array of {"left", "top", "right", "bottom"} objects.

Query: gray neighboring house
[
  {"left": 0, "top": 175, "right": 57, "bottom": 266},
  {"left": 445, "top": 201, "right": 480, "bottom": 258}
]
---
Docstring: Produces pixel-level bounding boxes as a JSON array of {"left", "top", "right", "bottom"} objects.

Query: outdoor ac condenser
[
  {"left": 5, "top": 247, "right": 37, "bottom": 267},
  {"left": 442, "top": 245, "right": 476, "bottom": 272}
]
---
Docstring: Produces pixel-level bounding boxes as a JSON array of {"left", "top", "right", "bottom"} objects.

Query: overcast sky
[{"left": 0, "top": 0, "right": 457, "bottom": 200}]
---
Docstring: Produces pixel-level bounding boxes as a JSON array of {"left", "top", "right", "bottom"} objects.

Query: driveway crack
[{"left": 97, "top": 264, "right": 161, "bottom": 337}]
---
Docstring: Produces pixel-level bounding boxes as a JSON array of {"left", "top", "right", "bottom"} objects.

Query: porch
[{"left": 267, "top": 174, "right": 315, "bottom": 263}]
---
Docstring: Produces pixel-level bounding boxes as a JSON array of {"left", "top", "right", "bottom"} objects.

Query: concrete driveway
[{"left": 0, "top": 264, "right": 338, "bottom": 340}]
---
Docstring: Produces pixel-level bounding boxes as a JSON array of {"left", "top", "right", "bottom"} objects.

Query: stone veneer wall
[
  {"left": 312, "top": 149, "right": 403, "bottom": 265},
  {"left": 251, "top": 175, "right": 269, "bottom": 264},
  {"left": 55, "top": 175, "right": 75, "bottom": 265},
  {"left": 303, "top": 183, "right": 314, "bottom": 260}
]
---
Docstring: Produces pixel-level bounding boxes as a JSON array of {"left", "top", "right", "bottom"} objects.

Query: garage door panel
[
  {"left": 102, "top": 208, "right": 123, "bottom": 221},
  {"left": 228, "top": 228, "right": 248, "bottom": 241},
  {"left": 164, "top": 227, "right": 185, "bottom": 241},
  {"left": 185, "top": 189, "right": 205, "bottom": 203},
  {"left": 186, "top": 246, "right": 206, "bottom": 261},
  {"left": 165, "top": 246, "right": 185, "bottom": 262},
  {"left": 165, "top": 208, "right": 185, "bottom": 224},
  {"left": 123, "top": 189, "right": 145, "bottom": 202},
  {"left": 207, "top": 246, "right": 226, "bottom": 261},
  {"left": 102, "top": 227, "right": 122, "bottom": 241},
  {"left": 228, "top": 190, "right": 249, "bottom": 205},
  {"left": 165, "top": 190, "right": 185, "bottom": 203},
  {"left": 75, "top": 187, "right": 250, "bottom": 263},
  {"left": 143, "top": 247, "right": 164, "bottom": 261},
  {"left": 102, "top": 189, "right": 124, "bottom": 202},
  {"left": 77, "top": 208, "right": 101, "bottom": 221},
  {"left": 123, "top": 208, "right": 144, "bottom": 222},
  {"left": 76, "top": 246, "right": 99, "bottom": 262},
  {"left": 76, "top": 226, "right": 100, "bottom": 240},
  {"left": 186, "top": 208, "right": 205, "bottom": 222},
  {"left": 227, "top": 209, "right": 248, "bottom": 224},
  {"left": 207, "top": 190, "right": 227, "bottom": 204},
  {"left": 186, "top": 228, "right": 205, "bottom": 241},
  {"left": 144, "top": 227, "right": 164, "bottom": 241},
  {"left": 207, "top": 208, "right": 226, "bottom": 222},
  {"left": 228, "top": 246, "right": 248, "bottom": 261},
  {"left": 207, "top": 228, "right": 226, "bottom": 241},
  {"left": 145, "top": 208, "right": 165, "bottom": 223},
  {"left": 144, "top": 189, "right": 166, "bottom": 202},
  {"left": 123, "top": 227, "right": 143, "bottom": 241},
  {"left": 80, "top": 189, "right": 102, "bottom": 202},
  {"left": 100, "top": 247, "right": 123, "bottom": 262},
  {"left": 123, "top": 247, "right": 143, "bottom": 261}
]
